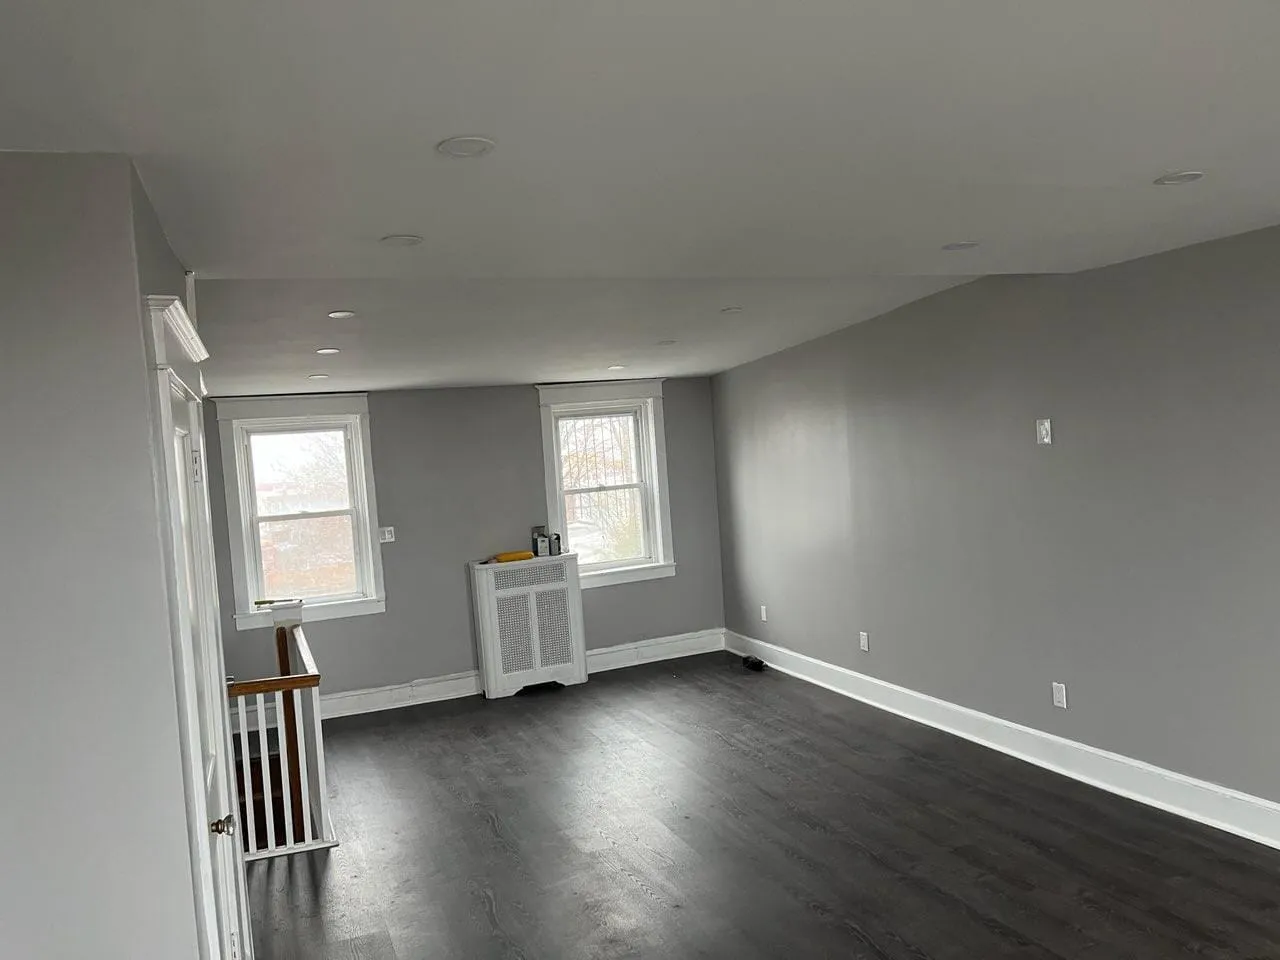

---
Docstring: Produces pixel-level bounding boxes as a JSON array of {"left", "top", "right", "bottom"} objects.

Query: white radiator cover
[{"left": 469, "top": 553, "right": 588, "bottom": 698}]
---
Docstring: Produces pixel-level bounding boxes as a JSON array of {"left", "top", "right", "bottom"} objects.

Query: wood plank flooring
[{"left": 248, "top": 652, "right": 1280, "bottom": 959}]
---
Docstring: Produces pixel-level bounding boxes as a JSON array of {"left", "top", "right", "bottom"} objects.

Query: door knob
[{"left": 210, "top": 813, "right": 236, "bottom": 836}]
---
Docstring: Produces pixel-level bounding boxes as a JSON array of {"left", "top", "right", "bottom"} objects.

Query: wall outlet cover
[
  {"left": 1037, "top": 418, "right": 1053, "bottom": 445},
  {"left": 379, "top": 526, "right": 396, "bottom": 543},
  {"left": 1052, "top": 681, "right": 1068, "bottom": 709},
  {"left": 859, "top": 631, "right": 870, "bottom": 652}
]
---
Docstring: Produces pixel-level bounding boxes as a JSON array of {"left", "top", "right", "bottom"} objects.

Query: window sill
[
  {"left": 580, "top": 562, "right": 676, "bottom": 589},
  {"left": 233, "top": 596, "right": 385, "bottom": 631}
]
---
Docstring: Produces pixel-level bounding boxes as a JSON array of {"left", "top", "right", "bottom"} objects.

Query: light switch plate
[
  {"left": 859, "top": 631, "right": 870, "bottom": 652},
  {"left": 760, "top": 604, "right": 768, "bottom": 622},
  {"left": 379, "top": 526, "right": 396, "bottom": 543},
  {"left": 1036, "top": 418, "right": 1053, "bottom": 445}
]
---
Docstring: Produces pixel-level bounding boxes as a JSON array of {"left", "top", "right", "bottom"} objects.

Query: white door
[
  {"left": 146, "top": 295, "right": 252, "bottom": 960},
  {"left": 167, "top": 379, "right": 251, "bottom": 959}
]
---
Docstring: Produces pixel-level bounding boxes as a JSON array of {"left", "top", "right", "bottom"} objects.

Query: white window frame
[
  {"left": 216, "top": 393, "right": 386, "bottom": 630},
  {"left": 537, "top": 379, "right": 676, "bottom": 589}
]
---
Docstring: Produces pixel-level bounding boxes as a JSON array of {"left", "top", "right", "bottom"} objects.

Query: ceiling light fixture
[
  {"left": 435, "top": 136, "right": 496, "bottom": 159},
  {"left": 378, "top": 234, "right": 424, "bottom": 247},
  {"left": 942, "top": 241, "right": 980, "bottom": 251},
  {"left": 720, "top": 306, "right": 743, "bottom": 314},
  {"left": 607, "top": 364, "right": 627, "bottom": 371},
  {"left": 327, "top": 310, "right": 356, "bottom": 319},
  {"left": 1153, "top": 170, "right": 1204, "bottom": 185},
  {"left": 316, "top": 347, "right": 341, "bottom": 355},
  {"left": 306, "top": 373, "right": 330, "bottom": 380}
]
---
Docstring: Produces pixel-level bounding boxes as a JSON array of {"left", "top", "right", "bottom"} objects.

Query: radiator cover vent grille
[{"left": 494, "top": 561, "right": 566, "bottom": 592}]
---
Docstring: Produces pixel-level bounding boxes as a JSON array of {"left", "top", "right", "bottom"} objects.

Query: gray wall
[
  {"left": 131, "top": 166, "right": 186, "bottom": 303},
  {"left": 714, "top": 224, "right": 1280, "bottom": 802},
  {"left": 211, "top": 377, "right": 724, "bottom": 692},
  {"left": 0, "top": 154, "right": 200, "bottom": 957}
]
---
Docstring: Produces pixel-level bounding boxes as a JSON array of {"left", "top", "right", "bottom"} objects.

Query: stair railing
[{"left": 227, "top": 618, "right": 337, "bottom": 860}]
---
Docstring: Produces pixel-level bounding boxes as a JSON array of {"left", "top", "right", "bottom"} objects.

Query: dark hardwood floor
[{"left": 248, "top": 652, "right": 1280, "bottom": 959}]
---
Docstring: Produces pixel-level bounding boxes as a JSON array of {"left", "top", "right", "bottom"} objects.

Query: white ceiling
[
  {"left": 4, "top": 0, "right": 1280, "bottom": 391},
  {"left": 195, "top": 277, "right": 965, "bottom": 394}
]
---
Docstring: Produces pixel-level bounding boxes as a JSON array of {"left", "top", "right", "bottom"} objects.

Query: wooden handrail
[
  {"left": 225, "top": 673, "right": 320, "bottom": 698},
  {"left": 225, "top": 625, "right": 321, "bottom": 699}
]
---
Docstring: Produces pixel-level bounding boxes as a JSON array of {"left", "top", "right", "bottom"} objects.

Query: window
[
  {"left": 538, "top": 380, "right": 675, "bottom": 588},
  {"left": 217, "top": 394, "right": 385, "bottom": 629}
]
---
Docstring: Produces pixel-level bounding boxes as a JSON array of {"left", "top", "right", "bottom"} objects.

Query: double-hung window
[
  {"left": 216, "top": 394, "right": 386, "bottom": 629},
  {"left": 538, "top": 380, "right": 675, "bottom": 588}
]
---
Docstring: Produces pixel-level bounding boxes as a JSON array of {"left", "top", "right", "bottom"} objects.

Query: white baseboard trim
[
  {"left": 725, "top": 631, "right": 1280, "bottom": 851},
  {"left": 276, "top": 629, "right": 729, "bottom": 723},
  {"left": 585, "top": 628, "right": 726, "bottom": 674},
  {"left": 321, "top": 670, "right": 483, "bottom": 719}
]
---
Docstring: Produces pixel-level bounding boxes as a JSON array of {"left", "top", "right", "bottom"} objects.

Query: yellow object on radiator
[{"left": 492, "top": 550, "right": 536, "bottom": 563}]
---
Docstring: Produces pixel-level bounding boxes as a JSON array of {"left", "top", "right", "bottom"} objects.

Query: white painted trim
[
  {"left": 216, "top": 400, "right": 385, "bottom": 628},
  {"left": 148, "top": 295, "right": 209, "bottom": 363},
  {"left": 646, "top": 392, "right": 676, "bottom": 568},
  {"left": 538, "top": 382, "right": 675, "bottom": 583},
  {"left": 214, "top": 393, "right": 368, "bottom": 421},
  {"left": 724, "top": 631, "right": 1280, "bottom": 851},
  {"left": 233, "top": 596, "right": 386, "bottom": 631},
  {"left": 232, "top": 629, "right": 729, "bottom": 727},
  {"left": 244, "top": 838, "right": 339, "bottom": 863},
  {"left": 585, "top": 628, "right": 725, "bottom": 673},
  {"left": 143, "top": 299, "right": 243, "bottom": 960},
  {"left": 581, "top": 561, "right": 677, "bottom": 589},
  {"left": 321, "top": 671, "right": 484, "bottom": 719},
  {"left": 536, "top": 378, "right": 664, "bottom": 405}
]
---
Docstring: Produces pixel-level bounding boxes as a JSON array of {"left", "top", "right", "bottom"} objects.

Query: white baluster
[
  {"left": 294, "top": 688, "right": 311, "bottom": 843},
  {"left": 310, "top": 686, "right": 330, "bottom": 841},
  {"left": 256, "top": 692, "right": 276, "bottom": 850},
  {"left": 275, "top": 690, "right": 293, "bottom": 848},
  {"left": 237, "top": 696, "right": 256, "bottom": 855}
]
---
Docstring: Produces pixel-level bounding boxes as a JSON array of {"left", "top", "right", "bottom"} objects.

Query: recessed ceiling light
[
  {"left": 607, "top": 364, "right": 627, "bottom": 371},
  {"left": 378, "top": 234, "right": 424, "bottom": 247},
  {"left": 435, "top": 136, "right": 496, "bottom": 159},
  {"left": 1153, "top": 170, "right": 1204, "bottom": 185},
  {"left": 316, "top": 347, "right": 341, "bottom": 355},
  {"left": 720, "top": 306, "right": 744, "bottom": 314},
  {"left": 942, "top": 241, "right": 980, "bottom": 251},
  {"left": 327, "top": 310, "right": 356, "bottom": 319},
  {"left": 306, "top": 373, "right": 330, "bottom": 380}
]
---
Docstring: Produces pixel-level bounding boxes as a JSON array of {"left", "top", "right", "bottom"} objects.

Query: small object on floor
[{"left": 743, "top": 655, "right": 765, "bottom": 672}]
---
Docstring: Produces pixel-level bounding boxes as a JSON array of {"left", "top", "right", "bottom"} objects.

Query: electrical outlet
[
  {"left": 379, "top": 526, "right": 396, "bottom": 543},
  {"left": 760, "top": 604, "right": 768, "bottom": 622},
  {"left": 1037, "top": 418, "right": 1053, "bottom": 445},
  {"left": 859, "top": 631, "right": 870, "bottom": 652},
  {"left": 1052, "top": 681, "right": 1068, "bottom": 709}
]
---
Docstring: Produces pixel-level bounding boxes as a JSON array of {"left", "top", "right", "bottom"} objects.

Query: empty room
[{"left": 6, "top": 3, "right": 1280, "bottom": 958}]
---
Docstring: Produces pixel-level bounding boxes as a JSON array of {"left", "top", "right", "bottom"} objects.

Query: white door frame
[{"left": 144, "top": 294, "right": 252, "bottom": 960}]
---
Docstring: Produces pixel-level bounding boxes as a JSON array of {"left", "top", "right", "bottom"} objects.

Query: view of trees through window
[
  {"left": 250, "top": 429, "right": 359, "bottom": 600},
  {"left": 558, "top": 412, "right": 647, "bottom": 565}
]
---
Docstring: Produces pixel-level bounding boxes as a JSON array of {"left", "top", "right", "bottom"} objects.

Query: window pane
[
  {"left": 558, "top": 414, "right": 640, "bottom": 490},
  {"left": 564, "top": 487, "right": 647, "bottom": 565},
  {"left": 258, "top": 515, "right": 358, "bottom": 599},
  {"left": 251, "top": 430, "right": 351, "bottom": 516}
]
